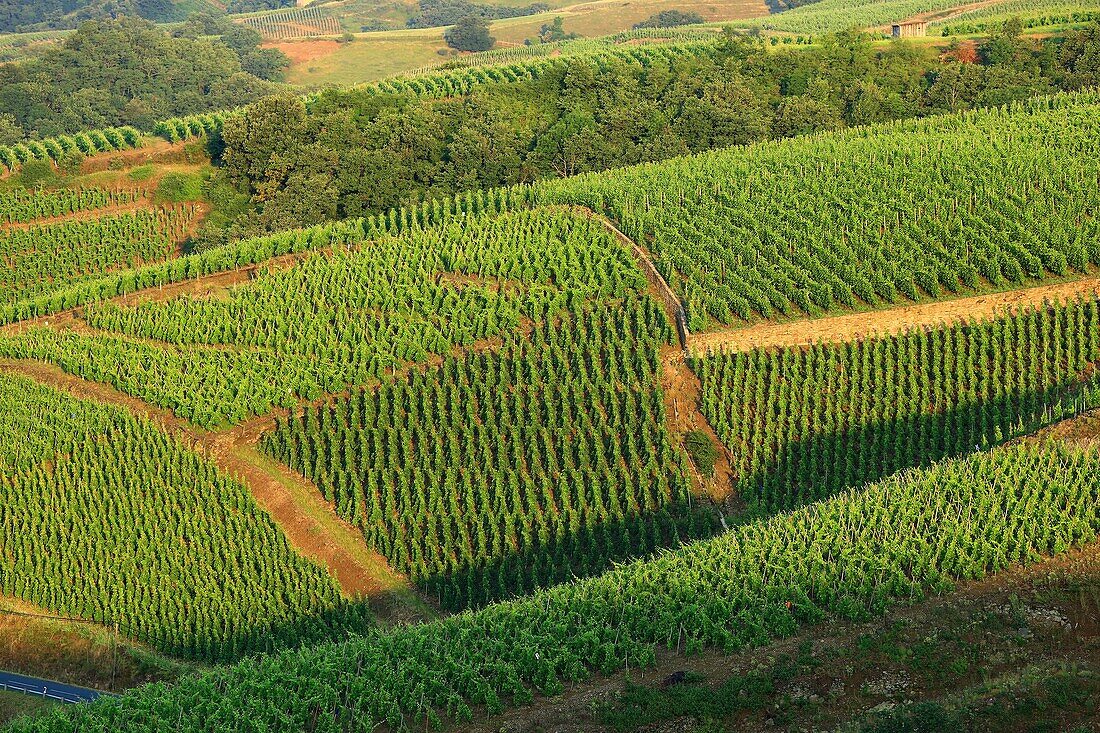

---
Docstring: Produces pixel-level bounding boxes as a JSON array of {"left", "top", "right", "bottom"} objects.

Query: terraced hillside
[
  {"left": 537, "top": 92, "right": 1100, "bottom": 333},
  {"left": 2, "top": 84, "right": 1099, "bottom": 733}
]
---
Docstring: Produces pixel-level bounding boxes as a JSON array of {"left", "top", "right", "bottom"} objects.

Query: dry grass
[
  {"left": 492, "top": 0, "right": 767, "bottom": 43},
  {"left": 0, "top": 597, "right": 188, "bottom": 694},
  {"left": 281, "top": 0, "right": 769, "bottom": 86},
  {"left": 285, "top": 32, "right": 451, "bottom": 86}
]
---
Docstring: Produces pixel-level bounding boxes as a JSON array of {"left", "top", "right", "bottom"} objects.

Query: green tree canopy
[{"left": 445, "top": 14, "right": 495, "bottom": 51}]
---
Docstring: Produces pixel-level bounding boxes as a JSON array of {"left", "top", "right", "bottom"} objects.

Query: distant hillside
[{"left": 0, "top": 0, "right": 292, "bottom": 33}]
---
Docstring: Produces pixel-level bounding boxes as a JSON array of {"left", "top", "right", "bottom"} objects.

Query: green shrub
[
  {"left": 684, "top": 430, "right": 717, "bottom": 477},
  {"left": 127, "top": 164, "right": 155, "bottom": 182},
  {"left": 17, "top": 159, "right": 58, "bottom": 189},
  {"left": 155, "top": 172, "right": 203, "bottom": 203}
]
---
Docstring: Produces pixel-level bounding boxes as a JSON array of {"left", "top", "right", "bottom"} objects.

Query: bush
[
  {"left": 127, "top": 164, "right": 156, "bottom": 182},
  {"left": 684, "top": 430, "right": 717, "bottom": 477},
  {"left": 155, "top": 172, "right": 204, "bottom": 203},
  {"left": 17, "top": 159, "right": 58, "bottom": 189}
]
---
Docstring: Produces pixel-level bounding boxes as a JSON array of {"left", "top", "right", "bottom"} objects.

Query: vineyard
[
  {"left": 234, "top": 6, "right": 343, "bottom": 39},
  {"left": 0, "top": 208, "right": 642, "bottom": 427},
  {"left": 537, "top": 93, "right": 1100, "bottom": 332},
  {"left": 0, "top": 371, "right": 367, "bottom": 663},
  {"left": 8, "top": 441, "right": 1097, "bottom": 730},
  {"left": 695, "top": 297, "right": 1100, "bottom": 513},
  {"left": 263, "top": 297, "right": 717, "bottom": 611},
  {"left": 934, "top": 0, "right": 1100, "bottom": 32},
  {"left": 0, "top": 127, "right": 142, "bottom": 176},
  {"left": 0, "top": 186, "right": 146, "bottom": 225},
  {"left": 0, "top": 205, "right": 199, "bottom": 307},
  {"left": 731, "top": 0, "right": 970, "bottom": 33},
  {"left": 2, "top": 68, "right": 1100, "bottom": 733}
]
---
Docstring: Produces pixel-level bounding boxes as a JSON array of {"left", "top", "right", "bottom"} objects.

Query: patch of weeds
[{"left": 127, "top": 164, "right": 155, "bottom": 182}]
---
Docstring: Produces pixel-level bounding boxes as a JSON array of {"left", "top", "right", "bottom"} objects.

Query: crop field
[
  {"left": 537, "top": 93, "right": 1100, "bottom": 332},
  {"left": 235, "top": 6, "right": 343, "bottom": 39},
  {"left": 934, "top": 0, "right": 1100, "bottom": 32},
  {"left": 2, "top": 45, "right": 1100, "bottom": 731},
  {"left": 696, "top": 297, "right": 1100, "bottom": 513},
  {"left": 0, "top": 372, "right": 365, "bottom": 663},
  {"left": 732, "top": 0, "right": 989, "bottom": 33},
  {"left": 0, "top": 208, "right": 643, "bottom": 426},
  {"left": 0, "top": 186, "right": 147, "bottom": 225},
  {"left": 0, "top": 205, "right": 199, "bottom": 307},
  {"left": 8, "top": 441, "right": 1097, "bottom": 730},
  {"left": 263, "top": 297, "right": 717, "bottom": 610}
]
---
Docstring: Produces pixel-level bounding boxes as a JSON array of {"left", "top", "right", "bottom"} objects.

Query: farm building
[{"left": 891, "top": 21, "right": 927, "bottom": 37}]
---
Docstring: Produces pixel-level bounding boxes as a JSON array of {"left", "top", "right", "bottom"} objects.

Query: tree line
[
  {"left": 215, "top": 22, "right": 1100, "bottom": 239},
  {"left": 0, "top": 15, "right": 288, "bottom": 140}
]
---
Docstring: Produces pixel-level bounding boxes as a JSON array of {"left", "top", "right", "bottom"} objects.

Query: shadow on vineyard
[
  {"left": 416, "top": 499, "right": 721, "bottom": 611},
  {"left": 735, "top": 381, "right": 1099, "bottom": 515}
]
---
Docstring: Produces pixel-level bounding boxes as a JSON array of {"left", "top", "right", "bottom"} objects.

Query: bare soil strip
[
  {"left": 691, "top": 277, "right": 1100, "bottom": 357},
  {"left": 660, "top": 346, "right": 737, "bottom": 504},
  {"left": 584, "top": 210, "right": 732, "bottom": 500},
  {"left": 0, "top": 358, "right": 428, "bottom": 625}
]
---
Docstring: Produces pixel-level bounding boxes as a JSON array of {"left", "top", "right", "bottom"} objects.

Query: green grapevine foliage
[
  {"left": 0, "top": 373, "right": 366, "bottom": 662},
  {"left": 263, "top": 297, "right": 717, "bottom": 611},
  {"left": 0, "top": 186, "right": 145, "bottom": 224},
  {"left": 10, "top": 443, "right": 1098, "bottom": 730},
  {"left": 0, "top": 205, "right": 198, "bottom": 307},
  {"left": 0, "top": 209, "right": 641, "bottom": 427},
  {"left": 0, "top": 126, "right": 141, "bottom": 174},
  {"left": 537, "top": 93, "right": 1100, "bottom": 331},
  {"left": 696, "top": 298, "right": 1100, "bottom": 513}
]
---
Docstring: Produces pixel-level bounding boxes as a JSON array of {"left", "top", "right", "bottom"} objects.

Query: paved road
[{"left": 0, "top": 670, "right": 108, "bottom": 703}]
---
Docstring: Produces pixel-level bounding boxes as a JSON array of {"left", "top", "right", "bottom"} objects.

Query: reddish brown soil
[
  {"left": 263, "top": 39, "right": 341, "bottom": 65},
  {"left": 661, "top": 345, "right": 737, "bottom": 503},
  {"left": 78, "top": 140, "right": 195, "bottom": 175},
  {"left": 691, "top": 277, "right": 1100, "bottom": 357}
]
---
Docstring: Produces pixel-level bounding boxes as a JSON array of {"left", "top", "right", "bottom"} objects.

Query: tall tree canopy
[{"left": 0, "top": 16, "right": 287, "bottom": 138}]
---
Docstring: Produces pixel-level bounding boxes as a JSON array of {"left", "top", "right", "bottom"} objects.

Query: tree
[
  {"left": 980, "top": 18, "right": 1026, "bottom": 66},
  {"left": 537, "top": 17, "right": 576, "bottom": 43},
  {"left": 771, "top": 94, "right": 841, "bottom": 138},
  {"left": 632, "top": 10, "right": 704, "bottom": 29},
  {"left": 0, "top": 113, "right": 23, "bottom": 146},
  {"left": 1058, "top": 21, "right": 1100, "bottom": 89},
  {"left": 673, "top": 71, "right": 772, "bottom": 151},
  {"left": 445, "top": 15, "right": 495, "bottom": 52}
]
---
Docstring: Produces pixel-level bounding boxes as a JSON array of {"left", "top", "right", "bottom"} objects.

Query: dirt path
[
  {"left": 890, "top": 0, "right": 1005, "bottom": 26},
  {"left": 660, "top": 346, "right": 736, "bottom": 503},
  {"left": 582, "top": 209, "right": 731, "bottom": 500},
  {"left": 690, "top": 277, "right": 1100, "bottom": 357},
  {"left": 0, "top": 358, "right": 428, "bottom": 625}
]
